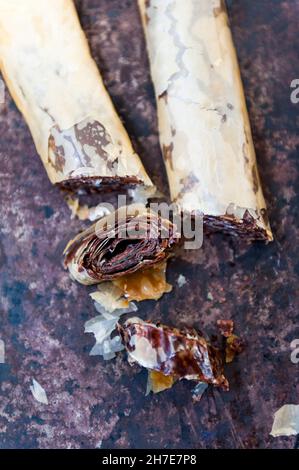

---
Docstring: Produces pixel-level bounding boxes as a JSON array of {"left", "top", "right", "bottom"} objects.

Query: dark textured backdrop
[{"left": 0, "top": 0, "right": 298, "bottom": 449}]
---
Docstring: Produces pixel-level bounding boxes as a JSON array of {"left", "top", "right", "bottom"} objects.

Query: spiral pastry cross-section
[{"left": 64, "top": 205, "right": 179, "bottom": 285}]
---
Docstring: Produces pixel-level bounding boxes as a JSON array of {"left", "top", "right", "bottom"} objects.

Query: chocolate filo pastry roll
[
  {"left": 64, "top": 204, "right": 179, "bottom": 285},
  {"left": 138, "top": 0, "right": 273, "bottom": 241},
  {"left": 0, "top": 0, "right": 153, "bottom": 194},
  {"left": 119, "top": 317, "right": 229, "bottom": 392}
]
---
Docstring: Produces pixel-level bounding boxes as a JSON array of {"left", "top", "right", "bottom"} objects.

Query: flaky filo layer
[
  {"left": 64, "top": 204, "right": 179, "bottom": 285},
  {"left": 0, "top": 0, "right": 153, "bottom": 193},
  {"left": 138, "top": 0, "right": 272, "bottom": 241}
]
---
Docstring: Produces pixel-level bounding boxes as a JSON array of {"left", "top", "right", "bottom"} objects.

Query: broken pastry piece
[
  {"left": 119, "top": 317, "right": 229, "bottom": 393},
  {"left": 139, "top": 0, "right": 272, "bottom": 241},
  {"left": 85, "top": 283, "right": 139, "bottom": 361},
  {"left": 64, "top": 204, "right": 179, "bottom": 286},
  {"left": 90, "top": 282, "right": 133, "bottom": 313},
  {"left": 146, "top": 370, "right": 175, "bottom": 395},
  {"left": 0, "top": 0, "right": 153, "bottom": 194},
  {"left": 113, "top": 262, "right": 172, "bottom": 302}
]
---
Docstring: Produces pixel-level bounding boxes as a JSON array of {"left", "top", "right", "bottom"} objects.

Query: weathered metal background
[{"left": 0, "top": 0, "right": 298, "bottom": 449}]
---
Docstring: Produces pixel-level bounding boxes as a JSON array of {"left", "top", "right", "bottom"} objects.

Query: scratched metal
[{"left": 0, "top": 0, "right": 298, "bottom": 449}]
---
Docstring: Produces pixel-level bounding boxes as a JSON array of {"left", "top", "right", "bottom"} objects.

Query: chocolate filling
[
  {"left": 56, "top": 175, "right": 143, "bottom": 194},
  {"left": 64, "top": 211, "right": 178, "bottom": 282},
  {"left": 203, "top": 210, "right": 270, "bottom": 241}
]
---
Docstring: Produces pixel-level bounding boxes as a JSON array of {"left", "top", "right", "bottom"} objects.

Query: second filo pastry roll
[
  {"left": 64, "top": 204, "right": 179, "bottom": 285},
  {"left": 138, "top": 0, "right": 273, "bottom": 241},
  {"left": 0, "top": 0, "right": 153, "bottom": 193}
]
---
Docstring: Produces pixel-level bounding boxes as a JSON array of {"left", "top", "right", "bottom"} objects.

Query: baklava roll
[
  {"left": 0, "top": 0, "right": 153, "bottom": 193},
  {"left": 138, "top": 0, "right": 272, "bottom": 241}
]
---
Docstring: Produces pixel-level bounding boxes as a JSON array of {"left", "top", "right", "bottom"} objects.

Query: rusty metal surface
[{"left": 0, "top": 0, "right": 298, "bottom": 449}]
